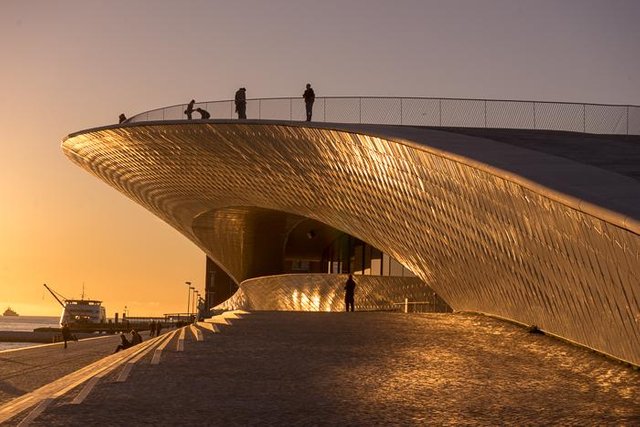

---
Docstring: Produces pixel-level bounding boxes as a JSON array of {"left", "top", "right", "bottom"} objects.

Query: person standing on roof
[
  {"left": 185, "top": 99, "right": 196, "bottom": 120},
  {"left": 235, "top": 87, "right": 247, "bottom": 119},
  {"left": 303, "top": 83, "right": 315, "bottom": 121}
]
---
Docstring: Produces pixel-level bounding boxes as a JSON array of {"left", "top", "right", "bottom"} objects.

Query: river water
[{"left": 0, "top": 315, "right": 59, "bottom": 351}]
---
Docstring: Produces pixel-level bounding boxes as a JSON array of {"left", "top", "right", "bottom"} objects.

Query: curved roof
[{"left": 63, "top": 121, "right": 640, "bottom": 365}]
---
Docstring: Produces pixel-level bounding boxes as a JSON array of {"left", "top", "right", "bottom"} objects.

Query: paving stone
[
  {"left": 0, "top": 335, "right": 123, "bottom": 406},
  {"left": 13, "top": 312, "right": 640, "bottom": 426}
]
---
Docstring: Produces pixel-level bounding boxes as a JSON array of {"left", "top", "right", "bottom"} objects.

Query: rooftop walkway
[
  {"left": 1, "top": 311, "right": 638, "bottom": 425},
  {"left": 434, "top": 127, "right": 640, "bottom": 182}
]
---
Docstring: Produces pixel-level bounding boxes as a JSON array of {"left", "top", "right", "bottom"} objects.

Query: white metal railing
[
  {"left": 126, "top": 96, "right": 640, "bottom": 135},
  {"left": 392, "top": 297, "right": 453, "bottom": 314}
]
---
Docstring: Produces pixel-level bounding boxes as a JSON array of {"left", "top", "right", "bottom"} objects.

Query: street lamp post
[
  {"left": 189, "top": 286, "right": 194, "bottom": 320},
  {"left": 185, "top": 281, "right": 192, "bottom": 321},
  {"left": 193, "top": 290, "right": 199, "bottom": 321}
]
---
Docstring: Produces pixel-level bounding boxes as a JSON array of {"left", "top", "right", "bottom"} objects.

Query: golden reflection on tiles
[
  {"left": 63, "top": 123, "right": 640, "bottom": 366},
  {"left": 217, "top": 275, "right": 449, "bottom": 313}
]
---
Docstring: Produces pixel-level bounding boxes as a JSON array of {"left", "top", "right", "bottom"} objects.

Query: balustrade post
[
  {"left": 400, "top": 98, "right": 403, "bottom": 125},
  {"left": 533, "top": 102, "right": 537, "bottom": 130},
  {"left": 323, "top": 98, "right": 326, "bottom": 122},
  {"left": 289, "top": 98, "right": 292, "bottom": 121},
  {"left": 583, "top": 104, "right": 586, "bottom": 132},
  {"left": 359, "top": 98, "right": 362, "bottom": 123},
  {"left": 484, "top": 100, "right": 487, "bottom": 128},
  {"left": 259, "top": 99, "right": 262, "bottom": 120},
  {"left": 627, "top": 105, "right": 630, "bottom": 135},
  {"left": 438, "top": 99, "right": 442, "bottom": 126}
]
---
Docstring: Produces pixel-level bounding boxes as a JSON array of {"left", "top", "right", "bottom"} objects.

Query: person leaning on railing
[{"left": 196, "top": 107, "right": 210, "bottom": 119}]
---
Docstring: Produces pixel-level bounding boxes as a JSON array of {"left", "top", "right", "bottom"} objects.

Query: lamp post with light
[
  {"left": 193, "top": 290, "right": 199, "bottom": 321},
  {"left": 185, "top": 281, "right": 192, "bottom": 321},
  {"left": 189, "top": 285, "right": 195, "bottom": 320}
]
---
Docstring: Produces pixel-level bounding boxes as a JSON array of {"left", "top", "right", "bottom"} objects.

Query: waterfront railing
[{"left": 128, "top": 96, "right": 640, "bottom": 135}]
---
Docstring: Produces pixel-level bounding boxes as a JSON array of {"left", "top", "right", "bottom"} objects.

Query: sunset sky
[{"left": 1, "top": 0, "right": 639, "bottom": 317}]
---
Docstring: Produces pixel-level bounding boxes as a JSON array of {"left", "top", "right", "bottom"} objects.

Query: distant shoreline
[{"left": 0, "top": 315, "right": 58, "bottom": 318}]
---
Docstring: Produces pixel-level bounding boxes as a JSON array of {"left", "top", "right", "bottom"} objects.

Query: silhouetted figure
[
  {"left": 119, "top": 113, "right": 127, "bottom": 124},
  {"left": 61, "top": 323, "right": 72, "bottom": 349},
  {"left": 185, "top": 99, "right": 196, "bottom": 120},
  {"left": 196, "top": 107, "right": 210, "bottom": 119},
  {"left": 149, "top": 321, "right": 156, "bottom": 337},
  {"left": 114, "top": 333, "right": 131, "bottom": 353},
  {"left": 303, "top": 83, "right": 315, "bottom": 121},
  {"left": 156, "top": 322, "right": 162, "bottom": 336},
  {"left": 131, "top": 329, "right": 143, "bottom": 345},
  {"left": 344, "top": 274, "right": 356, "bottom": 312},
  {"left": 235, "top": 87, "right": 247, "bottom": 119}
]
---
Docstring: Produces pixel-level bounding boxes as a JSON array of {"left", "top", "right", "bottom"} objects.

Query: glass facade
[{"left": 321, "top": 234, "right": 416, "bottom": 277}]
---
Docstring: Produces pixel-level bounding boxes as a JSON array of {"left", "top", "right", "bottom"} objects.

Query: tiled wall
[{"left": 217, "top": 274, "right": 450, "bottom": 312}]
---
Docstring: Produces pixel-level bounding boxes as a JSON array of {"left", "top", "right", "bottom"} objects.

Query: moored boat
[
  {"left": 59, "top": 298, "right": 106, "bottom": 325},
  {"left": 43, "top": 284, "right": 107, "bottom": 325}
]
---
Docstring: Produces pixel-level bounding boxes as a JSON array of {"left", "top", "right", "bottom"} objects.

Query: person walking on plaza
[
  {"left": 303, "top": 83, "right": 315, "bottom": 121},
  {"left": 185, "top": 99, "right": 196, "bottom": 120},
  {"left": 235, "top": 87, "right": 247, "bottom": 119},
  {"left": 149, "top": 320, "right": 156, "bottom": 338},
  {"left": 344, "top": 274, "right": 356, "bottom": 312},
  {"left": 156, "top": 321, "right": 162, "bottom": 336},
  {"left": 61, "top": 322, "right": 72, "bottom": 349},
  {"left": 196, "top": 107, "right": 210, "bottom": 119}
]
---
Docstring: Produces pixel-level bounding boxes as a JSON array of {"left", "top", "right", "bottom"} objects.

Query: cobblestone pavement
[
  {"left": 13, "top": 312, "right": 640, "bottom": 426},
  {"left": 0, "top": 334, "right": 123, "bottom": 406}
]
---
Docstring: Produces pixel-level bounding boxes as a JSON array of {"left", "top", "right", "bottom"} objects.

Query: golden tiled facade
[
  {"left": 217, "top": 274, "right": 450, "bottom": 312},
  {"left": 63, "top": 121, "right": 640, "bottom": 365}
]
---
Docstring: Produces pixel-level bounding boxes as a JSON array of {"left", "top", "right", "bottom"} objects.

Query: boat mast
[{"left": 43, "top": 283, "right": 66, "bottom": 308}]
